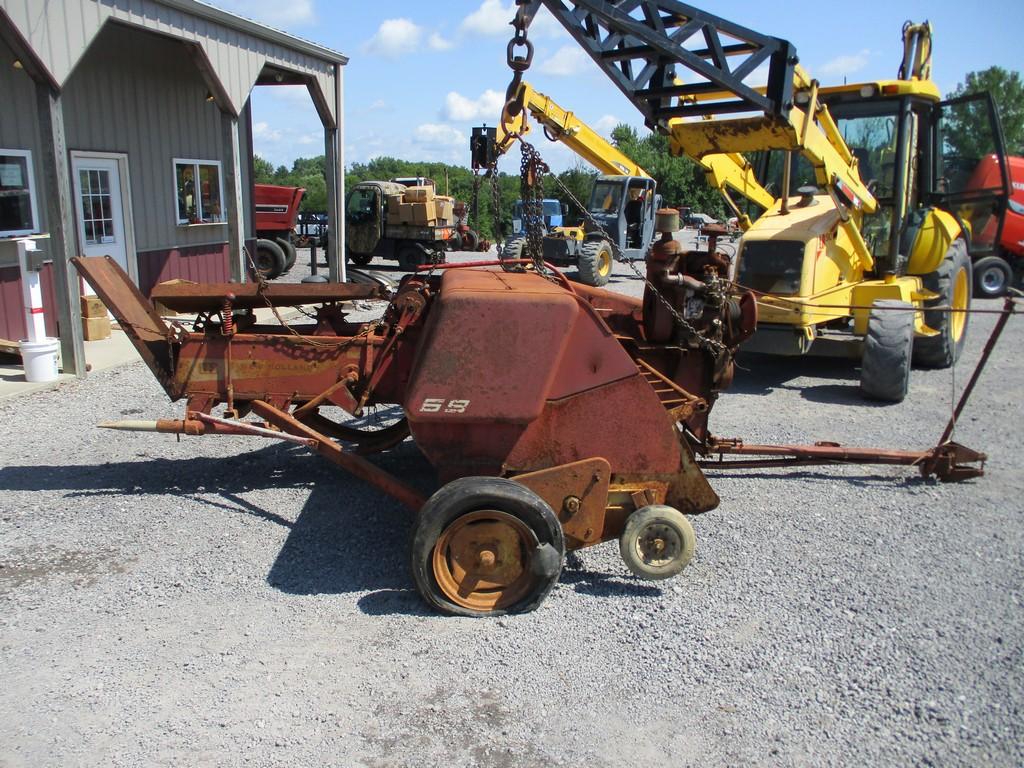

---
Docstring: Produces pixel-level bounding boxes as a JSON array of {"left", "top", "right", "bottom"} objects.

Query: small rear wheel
[
  {"left": 348, "top": 251, "right": 373, "bottom": 266},
  {"left": 860, "top": 299, "right": 914, "bottom": 402},
  {"left": 397, "top": 245, "right": 422, "bottom": 271},
  {"left": 578, "top": 239, "right": 614, "bottom": 287},
  {"left": 411, "top": 477, "right": 564, "bottom": 617},
  {"left": 971, "top": 255, "right": 1012, "bottom": 298},
  {"left": 619, "top": 505, "right": 695, "bottom": 580}
]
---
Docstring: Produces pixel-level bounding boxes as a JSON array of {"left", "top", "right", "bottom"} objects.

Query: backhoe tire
[
  {"left": 500, "top": 237, "right": 526, "bottom": 271},
  {"left": 254, "top": 238, "right": 286, "bottom": 279},
  {"left": 577, "top": 239, "right": 614, "bottom": 287},
  {"left": 971, "top": 255, "right": 1012, "bottom": 298},
  {"left": 913, "top": 238, "right": 971, "bottom": 368},
  {"left": 860, "top": 299, "right": 914, "bottom": 403}
]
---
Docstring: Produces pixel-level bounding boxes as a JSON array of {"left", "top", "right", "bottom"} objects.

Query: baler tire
[
  {"left": 971, "top": 255, "right": 1012, "bottom": 298},
  {"left": 411, "top": 477, "right": 565, "bottom": 617},
  {"left": 500, "top": 237, "right": 526, "bottom": 271},
  {"left": 577, "top": 239, "right": 613, "bottom": 287},
  {"left": 619, "top": 505, "right": 695, "bottom": 581},
  {"left": 860, "top": 299, "right": 914, "bottom": 403},
  {"left": 254, "top": 238, "right": 286, "bottom": 279},
  {"left": 913, "top": 238, "right": 971, "bottom": 368},
  {"left": 277, "top": 237, "right": 298, "bottom": 272}
]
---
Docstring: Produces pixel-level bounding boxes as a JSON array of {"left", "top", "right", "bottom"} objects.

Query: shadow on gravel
[{"left": 732, "top": 352, "right": 887, "bottom": 404}]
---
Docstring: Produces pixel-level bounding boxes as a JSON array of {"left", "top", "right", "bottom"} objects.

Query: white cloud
[
  {"left": 367, "top": 99, "right": 388, "bottom": 112},
  {"left": 415, "top": 123, "right": 466, "bottom": 147},
  {"left": 741, "top": 63, "right": 771, "bottom": 87},
  {"left": 252, "top": 121, "right": 282, "bottom": 141},
  {"left": 428, "top": 32, "right": 454, "bottom": 51},
  {"left": 460, "top": 0, "right": 514, "bottom": 36},
  {"left": 594, "top": 115, "right": 620, "bottom": 135},
  {"left": 363, "top": 18, "right": 422, "bottom": 58},
  {"left": 296, "top": 133, "right": 320, "bottom": 145},
  {"left": 820, "top": 49, "right": 871, "bottom": 77},
  {"left": 210, "top": 0, "right": 314, "bottom": 28},
  {"left": 538, "top": 45, "right": 589, "bottom": 76},
  {"left": 443, "top": 89, "right": 506, "bottom": 122},
  {"left": 263, "top": 84, "right": 312, "bottom": 104}
]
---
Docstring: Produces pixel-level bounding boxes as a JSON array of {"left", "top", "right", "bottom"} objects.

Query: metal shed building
[{"left": 0, "top": 0, "right": 347, "bottom": 375}]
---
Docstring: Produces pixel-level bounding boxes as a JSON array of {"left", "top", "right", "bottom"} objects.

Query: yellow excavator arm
[{"left": 498, "top": 81, "right": 649, "bottom": 177}]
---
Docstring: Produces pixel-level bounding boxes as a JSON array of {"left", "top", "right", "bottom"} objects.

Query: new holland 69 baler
[{"left": 72, "top": 212, "right": 991, "bottom": 616}]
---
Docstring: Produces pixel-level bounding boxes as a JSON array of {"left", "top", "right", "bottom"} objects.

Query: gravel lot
[{"left": 1, "top": 246, "right": 1022, "bottom": 767}]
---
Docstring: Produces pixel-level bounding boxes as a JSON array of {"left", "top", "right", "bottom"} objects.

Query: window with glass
[
  {"left": 588, "top": 180, "right": 623, "bottom": 214},
  {"left": 0, "top": 149, "right": 39, "bottom": 237},
  {"left": 78, "top": 168, "right": 115, "bottom": 244},
  {"left": 174, "top": 159, "right": 224, "bottom": 224}
]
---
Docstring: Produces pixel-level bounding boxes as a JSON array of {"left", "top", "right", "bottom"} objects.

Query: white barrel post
[{"left": 18, "top": 238, "right": 45, "bottom": 343}]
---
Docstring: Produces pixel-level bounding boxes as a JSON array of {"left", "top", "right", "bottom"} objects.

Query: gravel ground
[{"left": 1, "top": 245, "right": 1022, "bottom": 767}]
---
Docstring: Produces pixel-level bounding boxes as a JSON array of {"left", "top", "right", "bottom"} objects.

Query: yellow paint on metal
[{"left": 907, "top": 208, "right": 959, "bottom": 275}]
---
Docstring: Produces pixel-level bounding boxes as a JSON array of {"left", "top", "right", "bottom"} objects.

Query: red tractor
[{"left": 254, "top": 183, "right": 304, "bottom": 279}]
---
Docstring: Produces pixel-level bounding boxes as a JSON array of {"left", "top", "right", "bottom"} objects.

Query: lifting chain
[
  {"left": 499, "top": 4, "right": 725, "bottom": 356},
  {"left": 519, "top": 141, "right": 549, "bottom": 272}
]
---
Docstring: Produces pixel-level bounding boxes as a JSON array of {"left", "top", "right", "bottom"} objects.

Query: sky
[{"left": 206, "top": 0, "right": 1024, "bottom": 174}]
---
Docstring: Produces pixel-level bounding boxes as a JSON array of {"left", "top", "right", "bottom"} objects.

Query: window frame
[
  {"left": 173, "top": 157, "right": 225, "bottom": 226},
  {"left": 0, "top": 148, "right": 40, "bottom": 238}
]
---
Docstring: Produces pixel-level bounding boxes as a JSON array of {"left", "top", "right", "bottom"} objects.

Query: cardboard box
[
  {"left": 81, "top": 295, "right": 107, "bottom": 319},
  {"left": 82, "top": 316, "right": 111, "bottom": 341},
  {"left": 435, "top": 199, "right": 454, "bottom": 223},
  {"left": 398, "top": 203, "right": 416, "bottom": 224},
  {"left": 404, "top": 186, "right": 435, "bottom": 203},
  {"left": 412, "top": 201, "right": 437, "bottom": 225}
]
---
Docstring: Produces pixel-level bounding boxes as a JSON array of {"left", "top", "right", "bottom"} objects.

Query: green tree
[
  {"left": 946, "top": 66, "right": 1024, "bottom": 157},
  {"left": 252, "top": 155, "right": 274, "bottom": 183}
]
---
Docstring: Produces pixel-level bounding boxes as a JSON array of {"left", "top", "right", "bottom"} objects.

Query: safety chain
[
  {"left": 489, "top": 156, "right": 504, "bottom": 248},
  {"left": 242, "top": 245, "right": 385, "bottom": 349},
  {"left": 470, "top": 171, "right": 480, "bottom": 233}
]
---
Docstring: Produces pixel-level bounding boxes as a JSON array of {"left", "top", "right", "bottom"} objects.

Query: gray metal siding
[
  {"left": 62, "top": 22, "right": 228, "bottom": 252},
  {"left": 0, "top": 35, "right": 46, "bottom": 232}
]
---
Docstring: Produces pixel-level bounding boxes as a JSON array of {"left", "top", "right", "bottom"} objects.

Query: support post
[
  {"left": 324, "top": 63, "right": 345, "bottom": 283},
  {"left": 35, "top": 82, "right": 85, "bottom": 376},
  {"left": 221, "top": 111, "right": 246, "bottom": 282}
]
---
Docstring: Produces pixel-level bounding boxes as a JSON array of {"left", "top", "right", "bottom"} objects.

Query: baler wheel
[
  {"left": 619, "top": 505, "right": 695, "bottom": 580},
  {"left": 411, "top": 477, "right": 564, "bottom": 617}
]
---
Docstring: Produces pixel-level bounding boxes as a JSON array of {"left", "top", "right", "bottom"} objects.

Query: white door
[{"left": 72, "top": 156, "right": 130, "bottom": 293}]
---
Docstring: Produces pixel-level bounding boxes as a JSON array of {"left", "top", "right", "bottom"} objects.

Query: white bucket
[{"left": 19, "top": 337, "right": 60, "bottom": 383}]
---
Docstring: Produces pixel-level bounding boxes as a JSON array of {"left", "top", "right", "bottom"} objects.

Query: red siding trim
[
  {"left": 137, "top": 242, "right": 231, "bottom": 297},
  {"left": 0, "top": 264, "right": 59, "bottom": 342}
]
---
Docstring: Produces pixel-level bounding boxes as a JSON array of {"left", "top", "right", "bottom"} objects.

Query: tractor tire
[
  {"left": 397, "top": 244, "right": 423, "bottom": 271},
  {"left": 348, "top": 251, "right": 373, "bottom": 267},
  {"left": 254, "top": 238, "right": 286, "bottom": 279},
  {"left": 971, "top": 255, "right": 1012, "bottom": 298},
  {"left": 500, "top": 237, "right": 526, "bottom": 271},
  {"left": 276, "top": 237, "right": 297, "bottom": 272},
  {"left": 461, "top": 229, "right": 480, "bottom": 252},
  {"left": 913, "top": 238, "right": 971, "bottom": 368},
  {"left": 618, "top": 505, "right": 695, "bottom": 581},
  {"left": 410, "top": 477, "right": 565, "bottom": 617},
  {"left": 577, "top": 239, "right": 614, "bottom": 287},
  {"left": 860, "top": 299, "right": 915, "bottom": 403}
]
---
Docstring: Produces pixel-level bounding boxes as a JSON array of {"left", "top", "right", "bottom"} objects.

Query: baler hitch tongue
[{"left": 919, "top": 441, "right": 986, "bottom": 483}]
